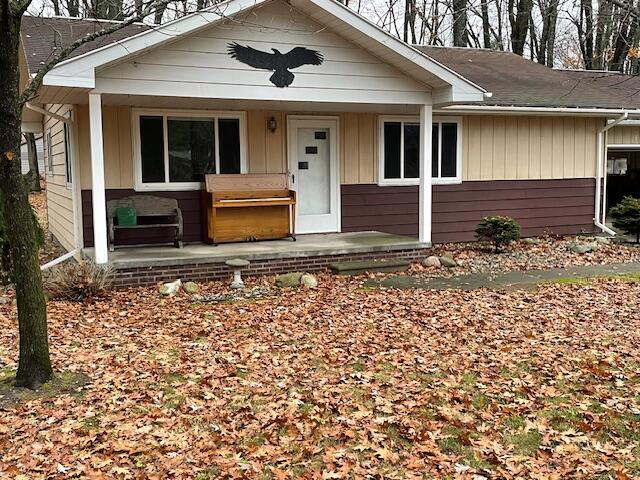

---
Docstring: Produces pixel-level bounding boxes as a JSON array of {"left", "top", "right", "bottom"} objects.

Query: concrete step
[{"left": 329, "top": 258, "right": 410, "bottom": 275}]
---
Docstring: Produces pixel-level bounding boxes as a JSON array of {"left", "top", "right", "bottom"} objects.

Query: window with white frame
[
  {"left": 63, "top": 122, "right": 72, "bottom": 185},
  {"left": 378, "top": 116, "right": 461, "bottom": 185},
  {"left": 45, "top": 130, "right": 53, "bottom": 175},
  {"left": 134, "top": 110, "right": 246, "bottom": 189}
]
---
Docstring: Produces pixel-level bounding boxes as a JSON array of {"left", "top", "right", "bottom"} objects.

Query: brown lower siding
[
  {"left": 342, "top": 178, "right": 597, "bottom": 243},
  {"left": 81, "top": 190, "right": 201, "bottom": 247},
  {"left": 84, "top": 178, "right": 596, "bottom": 248},
  {"left": 112, "top": 248, "right": 429, "bottom": 287}
]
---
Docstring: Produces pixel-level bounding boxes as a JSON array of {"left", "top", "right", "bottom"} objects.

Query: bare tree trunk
[
  {"left": 538, "top": 0, "right": 559, "bottom": 66},
  {"left": 0, "top": 10, "right": 52, "bottom": 389},
  {"left": 610, "top": 9, "right": 638, "bottom": 71},
  {"left": 403, "top": 0, "right": 417, "bottom": 43},
  {"left": 594, "top": 0, "right": 613, "bottom": 69},
  {"left": 510, "top": 0, "right": 532, "bottom": 55},
  {"left": 23, "top": 133, "right": 40, "bottom": 192},
  {"left": 51, "top": 0, "right": 61, "bottom": 15},
  {"left": 452, "top": 0, "right": 469, "bottom": 46},
  {"left": 154, "top": 3, "right": 167, "bottom": 24},
  {"left": 581, "top": 0, "right": 595, "bottom": 68},
  {"left": 66, "top": 0, "right": 79, "bottom": 16},
  {"left": 481, "top": 0, "right": 491, "bottom": 47}
]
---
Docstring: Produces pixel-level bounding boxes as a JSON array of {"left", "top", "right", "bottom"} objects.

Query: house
[{"left": 18, "top": 0, "right": 640, "bottom": 285}]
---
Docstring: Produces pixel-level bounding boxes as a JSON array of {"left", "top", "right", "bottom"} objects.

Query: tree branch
[{"left": 19, "top": 0, "right": 171, "bottom": 107}]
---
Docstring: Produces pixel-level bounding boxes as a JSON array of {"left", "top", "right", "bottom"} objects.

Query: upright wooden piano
[{"left": 202, "top": 173, "right": 296, "bottom": 244}]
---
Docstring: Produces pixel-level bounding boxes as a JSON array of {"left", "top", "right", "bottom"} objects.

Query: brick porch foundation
[{"left": 112, "top": 247, "right": 430, "bottom": 287}]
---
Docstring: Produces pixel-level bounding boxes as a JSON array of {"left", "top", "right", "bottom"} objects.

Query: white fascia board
[
  {"left": 440, "top": 104, "right": 640, "bottom": 117},
  {"left": 43, "top": 0, "right": 265, "bottom": 88},
  {"left": 305, "top": 0, "right": 486, "bottom": 98},
  {"left": 432, "top": 85, "right": 485, "bottom": 105}
]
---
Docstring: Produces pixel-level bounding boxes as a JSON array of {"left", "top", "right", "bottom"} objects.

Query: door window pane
[
  {"left": 404, "top": 123, "right": 419, "bottom": 178},
  {"left": 168, "top": 118, "right": 215, "bottom": 182},
  {"left": 441, "top": 123, "right": 458, "bottom": 177},
  {"left": 218, "top": 118, "right": 241, "bottom": 174},
  {"left": 140, "top": 116, "right": 165, "bottom": 183},
  {"left": 384, "top": 122, "right": 401, "bottom": 179}
]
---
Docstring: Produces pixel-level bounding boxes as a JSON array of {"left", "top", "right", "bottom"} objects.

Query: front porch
[{"left": 82, "top": 231, "right": 429, "bottom": 286}]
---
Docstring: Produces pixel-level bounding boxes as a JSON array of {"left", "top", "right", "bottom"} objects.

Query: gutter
[
  {"left": 439, "top": 104, "right": 640, "bottom": 117},
  {"left": 41, "top": 250, "right": 77, "bottom": 271},
  {"left": 595, "top": 112, "right": 629, "bottom": 236},
  {"left": 25, "top": 103, "right": 74, "bottom": 124}
]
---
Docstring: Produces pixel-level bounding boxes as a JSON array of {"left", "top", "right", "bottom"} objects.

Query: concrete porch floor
[{"left": 82, "top": 231, "right": 429, "bottom": 269}]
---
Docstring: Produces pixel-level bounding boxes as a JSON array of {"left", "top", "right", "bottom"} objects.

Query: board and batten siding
[
  {"left": 608, "top": 126, "right": 640, "bottom": 145},
  {"left": 44, "top": 104, "right": 75, "bottom": 252},
  {"left": 94, "top": 1, "right": 430, "bottom": 104},
  {"left": 462, "top": 116, "right": 600, "bottom": 180}
]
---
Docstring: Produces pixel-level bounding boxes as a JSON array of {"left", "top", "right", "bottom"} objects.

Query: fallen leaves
[{"left": 0, "top": 273, "right": 639, "bottom": 478}]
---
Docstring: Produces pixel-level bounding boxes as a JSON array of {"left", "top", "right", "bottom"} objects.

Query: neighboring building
[{"left": 18, "top": 0, "right": 640, "bottom": 284}]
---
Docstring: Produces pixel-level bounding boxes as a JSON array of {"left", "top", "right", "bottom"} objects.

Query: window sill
[
  {"left": 134, "top": 183, "right": 203, "bottom": 192},
  {"left": 377, "top": 178, "right": 462, "bottom": 187}
]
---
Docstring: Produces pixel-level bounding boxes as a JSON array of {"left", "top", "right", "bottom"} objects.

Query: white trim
[
  {"left": 419, "top": 104, "right": 433, "bottom": 244},
  {"left": 607, "top": 144, "right": 640, "bottom": 150},
  {"left": 70, "top": 106, "right": 84, "bottom": 251},
  {"left": 287, "top": 115, "right": 341, "bottom": 234},
  {"left": 42, "top": 0, "right": 485, "bottom": 102},
  {"left": 131, "top": 108, "right": 248, "bottom": 192},
  {"left": 89, "top": 93, "right": 109, "bottom": 264},
  {"left": 25, "top": 102, "right": 73, "bottom": 125},
  {"left": 441, "top": 105, "right": 640, "bottom": 117},
  {"left": 377, "top": 115, "right": 462, "bottom": 186}
]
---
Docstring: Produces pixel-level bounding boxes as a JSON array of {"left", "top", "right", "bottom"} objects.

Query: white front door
[{"left": 287, "top": 117, "right": 339, "bottom": 234}]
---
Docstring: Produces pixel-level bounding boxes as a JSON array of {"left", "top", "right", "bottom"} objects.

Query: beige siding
[
  {"left": 44, "top": 104, "right": 75, "bottom": 251},
  {"left": 608, "top": 126, "right": 640, "bottom": 145},
  {"left": 462, "top": 115, "right": 600, "bottom": 180},
  {"left": 96, "top": 0, "right": 429, "bottom": 105},
  {"left": 77, "top": 110, "right": 599, "bottom": 196},
  {"left": 77, "top": 104, "right": 134, "bottom": 189}
]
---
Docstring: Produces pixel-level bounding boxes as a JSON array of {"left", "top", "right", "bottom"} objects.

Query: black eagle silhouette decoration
[{"left": 227, "top": 42, "right": 324, "bottom": 88}]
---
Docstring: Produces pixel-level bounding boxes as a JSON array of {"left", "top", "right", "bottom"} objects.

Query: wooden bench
[{"left": 107, "top": 195, "right": 183, "bottom": 251}]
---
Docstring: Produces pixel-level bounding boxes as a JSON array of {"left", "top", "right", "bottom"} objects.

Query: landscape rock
[
  {"left": 300, "top": 273, "right": 318, "bottom": 288},
  {"left": 569, "top": 242, "right": 598, "bottom": 254},
  {"left": 439, "top": 255, "right": 458, "bottom": 268},
  {"left": 593, "top": 236, "right": 612, "bottom": 244},
  {"left": 182, "top": 281, "right": 200, "bottom": 294},
  {"left": 521, "top": 237, "right": 540, "bottom": 245},
  {"left": 275, "top": 272, "right": 303, "bottom": 288},
  {"left": 423, "top": 256, "right": 442, "bottom": 267},
  {"left": 159, "top": 279, "right": 182, "bottom": 296}
]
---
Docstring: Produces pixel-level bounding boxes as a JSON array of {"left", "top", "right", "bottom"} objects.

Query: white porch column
[
  {"left": 419, "top": 104, "right": 433, "bottom": 244},
  {"left": 89, "top": 93, "right": 109, "bottom": 264}
]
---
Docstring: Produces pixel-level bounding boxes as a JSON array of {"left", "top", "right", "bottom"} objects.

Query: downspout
[{"left": 595, "top": 112, "right": 628, "bottom": 235}]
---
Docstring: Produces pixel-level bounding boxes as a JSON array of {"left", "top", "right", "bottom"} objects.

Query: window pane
[
  {"left": 64, "top": 123, "right": 72, "bottom": 183},
  {"left": 140, "top": 116, "right": 165, "bottom": 183},
  {"left": 168, "top": 118, "right": 215, "bottom": 182},
  {"left": 441, "top": 123, "right": 458, "bottom": 177},
  {"left": 218, "top": 118, "right": 241, "bottom": 174},
  {"left": 383, "top": 122, "right": 401, "bottom": 179},
  {"left": 404, "top": 123, "right": 419, "bottom": 178},
  {"left": 431, "top": 124, "right": 439, "bottom": 178}
]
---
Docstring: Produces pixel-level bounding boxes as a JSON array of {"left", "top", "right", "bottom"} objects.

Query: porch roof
[{"left": 37, "top": 0, "right": 486, "bottom": 106}]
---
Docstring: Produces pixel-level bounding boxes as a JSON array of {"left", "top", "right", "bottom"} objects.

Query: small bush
[
  {"left": 43, "top": 260, "right": 113, "bottom": 301},
  {"left": 609, "top": 196, "right": 640, "bottom": 243},
  {"left": 475, "top": 216, "right": 521, "bottom": 252}
]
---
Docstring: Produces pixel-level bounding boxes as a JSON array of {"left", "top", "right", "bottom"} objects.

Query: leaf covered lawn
[{"left": 1, "top": 275, "right": 639, "bottom": 479}]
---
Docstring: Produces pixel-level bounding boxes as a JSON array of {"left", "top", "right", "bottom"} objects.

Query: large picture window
[
  {"left": 378, "top": 116, "right": 461, "bottom": 185},
  {"left": 134, "top": 110, "right": 247, "bottom": 190}
]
